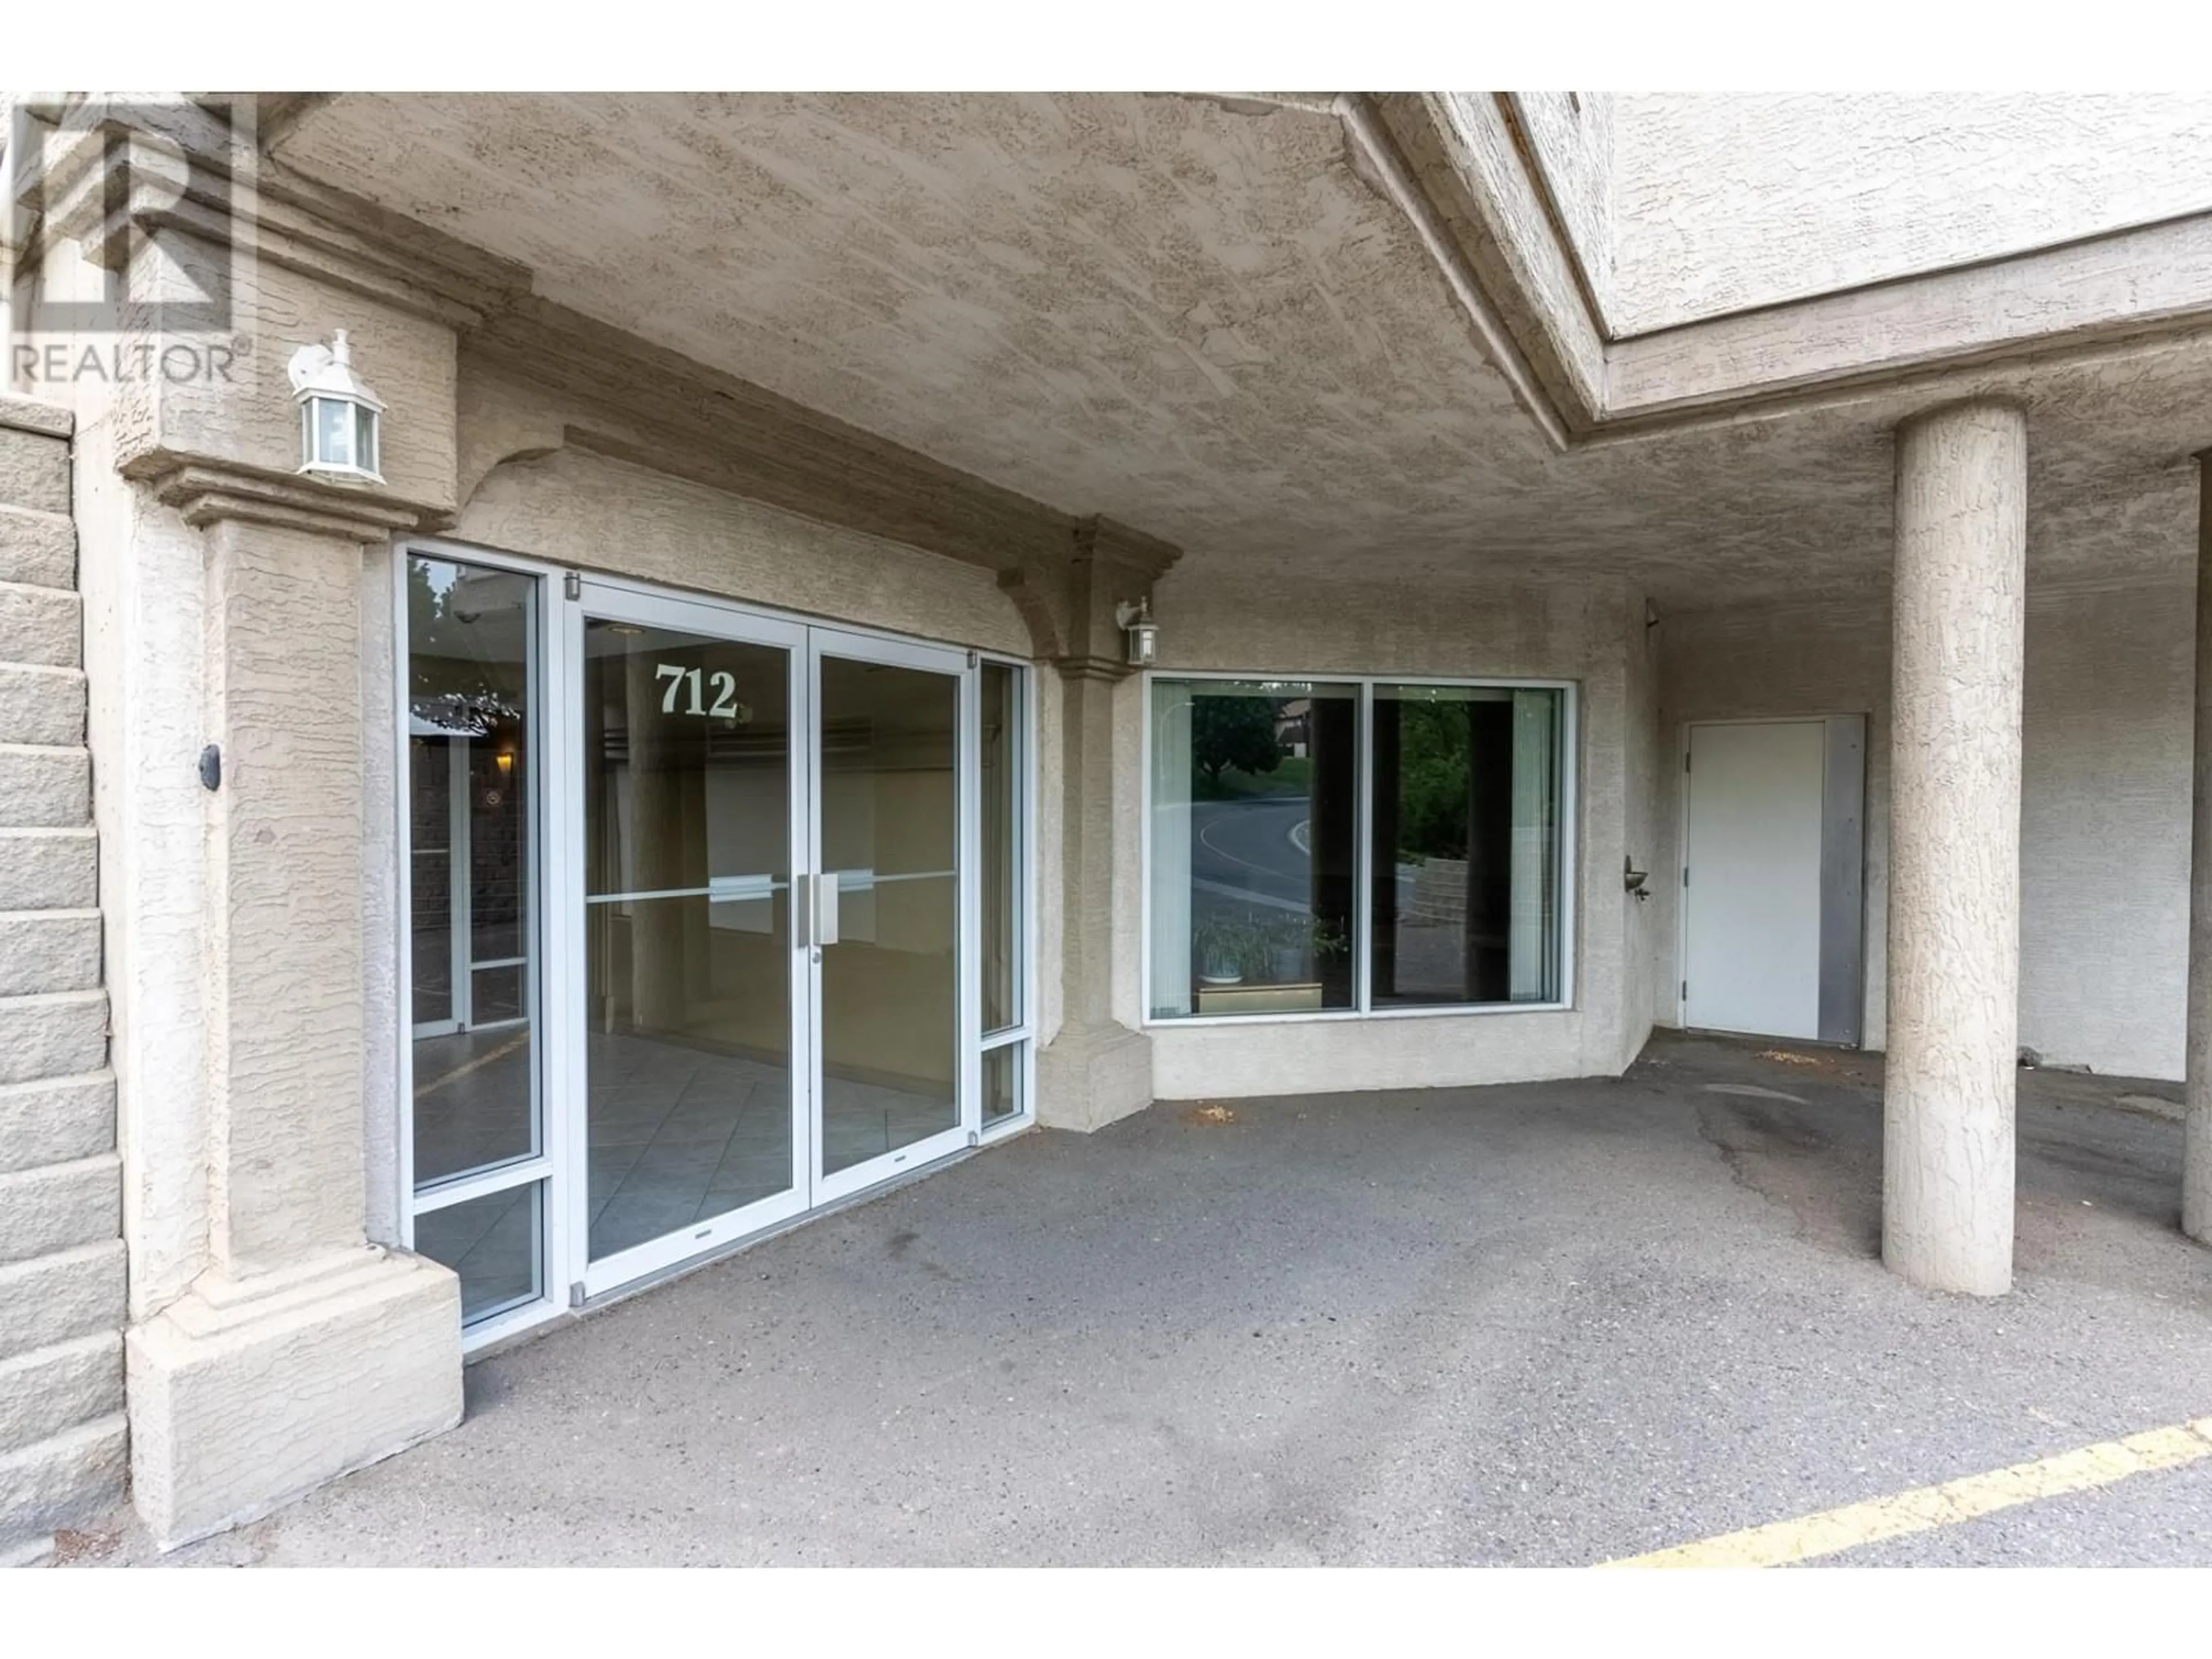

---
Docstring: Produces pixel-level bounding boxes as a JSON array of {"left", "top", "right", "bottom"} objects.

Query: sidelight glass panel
[
  {"left": 1147, "top": 679, "right": 1360, "bottom": 1018},
  {"left": 407, "top": 556, "right": 539, "bottom": 1186},
  {"left": 413, "top": 1181, "right": 543, "bottom": 1327},
  {"left": 980, "top": 662, "right": 1022, "bottom": 1036},
  {"left": 819, "top": 656, "right": 960, "bottom": 1175},
  {"left": 1370, "top": 684, "right": 1565, "bottom": 1007},
  {"left": 584, "top": 620, "right": 794, "bottom": 1262},
  {"left": 982, "top": 1041, "right": 1023, "bottom": 1124}
]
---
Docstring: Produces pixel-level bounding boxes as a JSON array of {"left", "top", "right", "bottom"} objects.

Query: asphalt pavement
[{"left": 67, "top": 1032, "right": 2212, "bottom": 1567}]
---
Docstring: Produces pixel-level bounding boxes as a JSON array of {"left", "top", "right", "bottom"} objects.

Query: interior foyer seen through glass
[
  {"left": 817, "top": 655, "right": 962, "bottom": 1173},
  {"left": 1149, "top": 680, "right": 1361, "bottom": 1017},
  {"left": 582, "top": 620, "right": 796, "bottom": 1262}
]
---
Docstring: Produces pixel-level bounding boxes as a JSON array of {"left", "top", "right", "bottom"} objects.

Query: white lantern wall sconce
[
  {"left": 287, "top": 329, "right": 385, "bottom": 485},
  {"left": 1115, "top": 597, "right": 1159, "bottom": 667}
]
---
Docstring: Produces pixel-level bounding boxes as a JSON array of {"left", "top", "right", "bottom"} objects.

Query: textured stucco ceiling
[{"left": 271, "top": 92, "right": 2212, "bottom": 610}]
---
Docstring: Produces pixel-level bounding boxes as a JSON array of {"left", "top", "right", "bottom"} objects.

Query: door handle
[{"left": 794, "top": 872, "right": 840, "bottom": 950}]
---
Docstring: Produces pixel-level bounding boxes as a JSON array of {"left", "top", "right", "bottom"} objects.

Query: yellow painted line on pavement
[{"left": 1599, "top": 1415, "right": 2212, "bottom": 1569}]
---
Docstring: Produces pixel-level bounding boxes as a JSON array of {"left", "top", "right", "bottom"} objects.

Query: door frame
[
  {"left": 1675, "top": 713, "right": 1868, "bottom": 1045},
  {"left": 566, "top": 578, "right": 818, "bottom": 1301},
  {"left": 393, "top": 540, "right": 570, "bottom": 1355},
  {"left": 805, "top": 625, "right": 978, "bottom": 1207},
  {"left": 394, "top": 536, "right": 1037, "bottom": 1350}
]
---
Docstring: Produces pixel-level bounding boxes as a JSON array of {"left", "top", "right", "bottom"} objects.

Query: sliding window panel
[
  {"left": 407, "top": 555, "right": 541, "bottom": 1185},
  {"left": 1149, "top": 679, "right": 1360, "bottom": 1018},
  {"left": 1370, "top": 684, "right": 1565, "bottom": 1007}
]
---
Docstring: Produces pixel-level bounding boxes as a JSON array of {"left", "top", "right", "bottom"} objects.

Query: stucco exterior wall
[
  {"left": 1505, "top": 91, "right": 1615, "bottom": 329},
  {"left": 1139, "top": 563, "right": 1647, "bottom": 1098},
  {"left": 2017, "top": 581, "right": 2194, "bottom": 1080},
  {"left": 1657, "top": 579, "right": 2194, "bottom": 1081},
  {"left": 456, "top": 450, "right": 1032, "bottom": 660},
  {"left": 1619, "top": 585, "right": 1661, "bottom": 1069},
  {"left": 1612, "top": 93, "right": 2212, "bottom": 335}
]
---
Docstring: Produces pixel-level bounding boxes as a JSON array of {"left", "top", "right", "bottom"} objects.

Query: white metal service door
[{"left": 1683, "top": 720, "right": 1825, "bottom": 1040}]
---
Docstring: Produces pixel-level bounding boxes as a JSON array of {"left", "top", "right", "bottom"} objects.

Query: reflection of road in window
[{"left": 1149, "top": 679, "right": 1361, "bottom": 1018}]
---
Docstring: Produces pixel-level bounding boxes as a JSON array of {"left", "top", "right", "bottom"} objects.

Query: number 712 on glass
[{"left": 655, "top": 662, "right": 746, "bottom": 722}]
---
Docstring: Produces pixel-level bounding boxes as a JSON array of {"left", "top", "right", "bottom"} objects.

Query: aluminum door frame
[
  {"left": 566, "top": 579, "right": 816, "bottom": 1301},
  {"left": 805, "top": 624, "right": 978, "bottom": 1209}
]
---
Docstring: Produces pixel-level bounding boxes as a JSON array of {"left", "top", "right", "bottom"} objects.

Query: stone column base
[
  {"left": 126, "top": 1245, "right": 461, "bottom": 1549},
  {"left": 1037, "top": 1022, "right": 1154, "bottom": 1133}
]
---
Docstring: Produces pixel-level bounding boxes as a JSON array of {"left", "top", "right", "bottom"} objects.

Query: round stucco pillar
[
  {"left": 2185, "top": 452, "right": 2212, "bottom": 1245},
  {"left": 1883, "top": 399, "right": 2027, "bottom": 1296}
]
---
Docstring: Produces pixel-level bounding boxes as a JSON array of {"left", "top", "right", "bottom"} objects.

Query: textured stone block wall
[{"left": 0, "top": 395, "right": 126, "bottom": 1565}]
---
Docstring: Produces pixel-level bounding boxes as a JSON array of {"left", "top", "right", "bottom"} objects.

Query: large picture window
[{"left": 1147, "top": 676, "right": 1572, "bottom": 1021}]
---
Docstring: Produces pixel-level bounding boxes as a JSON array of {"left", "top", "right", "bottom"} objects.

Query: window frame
[
  {"left": 396, "top": 543, "right": 565, "bottom": 1352},
  {"left": 975, "top": 649, "right": 1038, "bottom": 1139},
  {"left": 1139, "top": 669, "right": 1579, "bottom": 1028}
]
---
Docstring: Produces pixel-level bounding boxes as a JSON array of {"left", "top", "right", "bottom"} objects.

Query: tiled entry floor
[
  {"left": 413, "top": 1027, "right": 956, "bottom": 1279},
  {"left": 586, "top": 1032, "right": 796, "bottom": 1257},
  {"left": 587, "top": 1031, "right": 959, "bottom": 1257}
]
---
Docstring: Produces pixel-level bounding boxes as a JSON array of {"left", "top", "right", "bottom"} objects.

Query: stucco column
[
  {"left": 1034, "top": 522, "right": 1173, "bottom": 1131},
  {"left": 7, "top": 98, "right": 476, "bottom": 1547},
  {"left": 2184, "top": 452, "right": 2212, "bottom": 1244},
  {"left": 1883, "top": 400, "right": 2027, "bottom": 1296},
  {"left": 124, "top": 489, "right": 461, "bottom": 1548}
]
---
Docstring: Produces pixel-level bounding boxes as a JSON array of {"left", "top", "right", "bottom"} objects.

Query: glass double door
[{"left": 572, "top": 582, "right": 971, "bottom": 1294}]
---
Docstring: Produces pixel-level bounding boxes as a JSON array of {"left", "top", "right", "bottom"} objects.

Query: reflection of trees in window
[
  {"left": 1191, "top": 695, "right": 1280, "bottom": 791},
  {"left": 409, "top": 556, "right": 527, "bottom": 737},
  {"left": 1393, "top": 700, "right": 1474, "bottom": 861}
]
